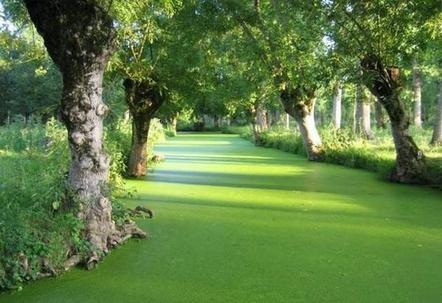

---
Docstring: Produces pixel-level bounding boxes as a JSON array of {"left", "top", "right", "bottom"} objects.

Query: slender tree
[
  {"left": 332, "top": 82, "right": 342, "bottom": 129},
  {"left": 412, "top": 57, "right": 423, "bottom": 127},
  {"left": 430, "top": 81, "right": 442, "bottom": 145},
  {"left": 354, "top": 83, "right": 374, "bottom": 139}
]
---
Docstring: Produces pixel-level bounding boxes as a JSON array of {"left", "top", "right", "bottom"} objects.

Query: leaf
[{"left": 51, "top": 201, "right": 60, "bottom": 211}]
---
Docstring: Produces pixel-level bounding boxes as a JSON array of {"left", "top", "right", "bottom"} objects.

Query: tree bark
[
  {"left": 412, "top": 58, "right": 423, "bottom": 127},
  {"left": 430, "top": 81, "right": 442, "bottom": 145},
  {"left": 280, "top": 85, "right": 322, "bottom": 160},
  {"left": 123, "top": 78, "right": 165, "bottom": 177},
  {"left": 361, "top": 54, "right": 427, "bottom": 183},
  {"left": 24, "top": 0, "right": 146, "bottom": 266},
  {"left": 332, "top": 83, "right": 342, "bottom": 129},
  {"left": 170, "top": 115, "right": 178, "bottom": 136}
]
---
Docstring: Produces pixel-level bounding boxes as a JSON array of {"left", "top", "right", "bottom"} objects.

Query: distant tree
[
  {"left": 354, "top": 83, "right": 374, "bottom": 140},
  {"left": 108, "top": 1, "right": 184, "bottom": 177},
  {"left": 0, "top": 30, "right": 61, "bottom": 123},
  {"left": 412, "top": 57, "right": 423, "bottom": 127},
  {"left": 212, "top": 1, "right": 330, "bottom": 160},
  {"left": 431, "top": 81, "right": 442, "bottom": 145},
  {"left": 332, "top": 82, "right": 342, "bottom": 129}
]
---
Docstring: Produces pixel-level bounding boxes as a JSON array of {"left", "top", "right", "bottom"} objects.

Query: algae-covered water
[{"left": 2, "top": 133, "right": 442, "bottom": 303}]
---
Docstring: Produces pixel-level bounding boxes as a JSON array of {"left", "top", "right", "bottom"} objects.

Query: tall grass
[
  {"left": 0, "top": 120, "right": 76, "bottom": 290},
  {"left": 0, "top": 117, "right": 166, "bottom": 291},
  {"left": 225, "top": 124, "right": 442, "bottom": 187}
]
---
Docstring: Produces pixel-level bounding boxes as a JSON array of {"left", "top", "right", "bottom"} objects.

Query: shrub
[{"left": 0, "top": 119, "right": 85, "bottom": 290}]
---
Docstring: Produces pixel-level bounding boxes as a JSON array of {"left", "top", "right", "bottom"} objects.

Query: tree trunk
[
  {"left": 355, "top": 84, "right": 374, "bottom": 139},
  {"left": 24, "top": 0, "right": 146, "bottom": 267},
  {"left": 430, "top": 81, "right": 442, "bottom": 145},
  {"left": 171, "top": 115, "right": 178, "bottom": 135},
  {"left": 332, "top": 83, "right": 342, "bottom": 129},
  {"left": 361, "top": 54, "right": 427, "bottom": 183},
  {"left": 123, "top": 78, "right": 165, "bottom": 177},
  {"left": 412, "top": 58, "right": 423, "bottom": 127},
  {"left": 280, "top": 86, "right": 322, "bottom": 160},
  {"left": 374, "top": 100, "right": 387, "bottom": 129},
  {"left": 256, "top": 105, "right": 268, "bottom": 132}
]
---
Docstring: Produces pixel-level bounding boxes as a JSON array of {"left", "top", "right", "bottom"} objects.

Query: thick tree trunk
[
  {"left": 250, "top": 101, "right": 268, "bottom": 145},
  {"left": 412, "top": 58, "right": 423, "bottom": 127},
  {"left": 170, "top": 115, "right": 178, "bottom": 136},
  {"left": 430, "top": 81, "right": 442, "bottom": 145},
  {"left": 24, "top": 0, "right": 146, "bottom": 266},
  {"left": 355, "top": 84, "right": 374, "bottom": 140},
  {"left": 361, "top": 55, "right": 427, "bottom": 183},
  {"left": 256, "top": 105, "right": 268, "bottom": 132},
  {"left": 124, "top": 78, "right": 165, "bottom": 177},
  {"left": 127, "top": 118, "right": 150, "bottom": 177},
  {"left": 332, "top": 84, "right": 342, "bottom": 129},
  {"left": 280, "top": 86, "right": 322, "bottom": 160}
]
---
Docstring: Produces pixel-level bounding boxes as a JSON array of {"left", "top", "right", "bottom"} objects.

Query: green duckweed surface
[{"left": 1, "top": 133, "right": 442, "bottom": 303}]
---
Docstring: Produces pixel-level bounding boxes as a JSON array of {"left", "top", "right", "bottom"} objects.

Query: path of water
[{"left": 2, "top": 133, "right": 441, "bottom": 302}]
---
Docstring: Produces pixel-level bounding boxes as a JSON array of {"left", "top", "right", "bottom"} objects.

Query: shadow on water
[
  {"left": 164, "top": 154, "right": 306, "bottom": 166},
  {"left": 141, "top": 133, "right": 442, "bottom": 229}
]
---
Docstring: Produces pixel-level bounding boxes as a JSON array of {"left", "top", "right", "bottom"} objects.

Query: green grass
[{"left": 1, "top": 133, "right": 442, "bottom": 302}]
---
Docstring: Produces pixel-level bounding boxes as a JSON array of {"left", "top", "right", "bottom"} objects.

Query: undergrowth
[
  {"left": 224, "top": 124, "right": 442, "bottom": 186},
  {"left": 0, "top": 117, "right": 165, "bottom": 291}
]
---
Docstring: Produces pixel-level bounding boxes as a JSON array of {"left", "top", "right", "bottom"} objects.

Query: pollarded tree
[
  {"left": 19, "top": 0, "right": 146, "bottom": 267},
  {"left": 109, "top": 1, "right": 181, "bottom": 177},
  {"left": 217, "top": 0, "right": 330, "bottom": 160},
  {"left": 327, "top": 0, "right": 440, "bottom": 183}
]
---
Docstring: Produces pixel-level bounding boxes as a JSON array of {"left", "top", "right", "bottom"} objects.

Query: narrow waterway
[{"left": 2, "top": 133, "right": 442, "bottom": 303}]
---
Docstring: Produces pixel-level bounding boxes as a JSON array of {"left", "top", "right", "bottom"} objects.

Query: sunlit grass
[{"left": 2, "top": 133, "right": 442, "bottom": 303}]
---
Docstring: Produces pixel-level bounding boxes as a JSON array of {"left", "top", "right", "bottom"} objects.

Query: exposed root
[
  {"left": 130, "top": 205, "right": 155, "bottom": 218},
  {"left": 64, "top": 255, "right": 82, "bottom": 270}
]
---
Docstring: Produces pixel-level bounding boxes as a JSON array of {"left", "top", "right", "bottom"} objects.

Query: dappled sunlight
[{"left": 131, "top": 180, "right": 373, "bottom": 217}]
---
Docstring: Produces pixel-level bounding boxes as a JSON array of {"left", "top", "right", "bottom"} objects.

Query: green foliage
[
  {"left": 230, "top": 124, "right": 441, "bottom": 185},
  {"left": 0, "top": 120, "right": 78, "bottom": 290},
  {"left": 258, "top": 130, "right": 307, "bottom": 156},
  {"left": 0, "top": 28, "right": 62, "bottom": 123},
  {"left": 222, "top": 125, "right": 253, "bottom": 139},
  {"left": 0, "top": 115, "right": 168, "bottom": 290},
  {"left": 0, "top": 119, "right": 45, "bottom": 152},
  {"left": 105, "top": 118, "right": 132, "bottom": 189},
  {"left": 321, "top": 127, "right": 395, "bottom": 174}
]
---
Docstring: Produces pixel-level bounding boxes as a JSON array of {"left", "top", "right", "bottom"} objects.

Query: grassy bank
[
  {"left": 2, "top": 133, "right": 441, "bottom": 302},
  {"left": 0, "top": 118, "right": 164, "bottom": 290},
  {"left": 223, "top": 125, "right": 442, "bottom": 187}
]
